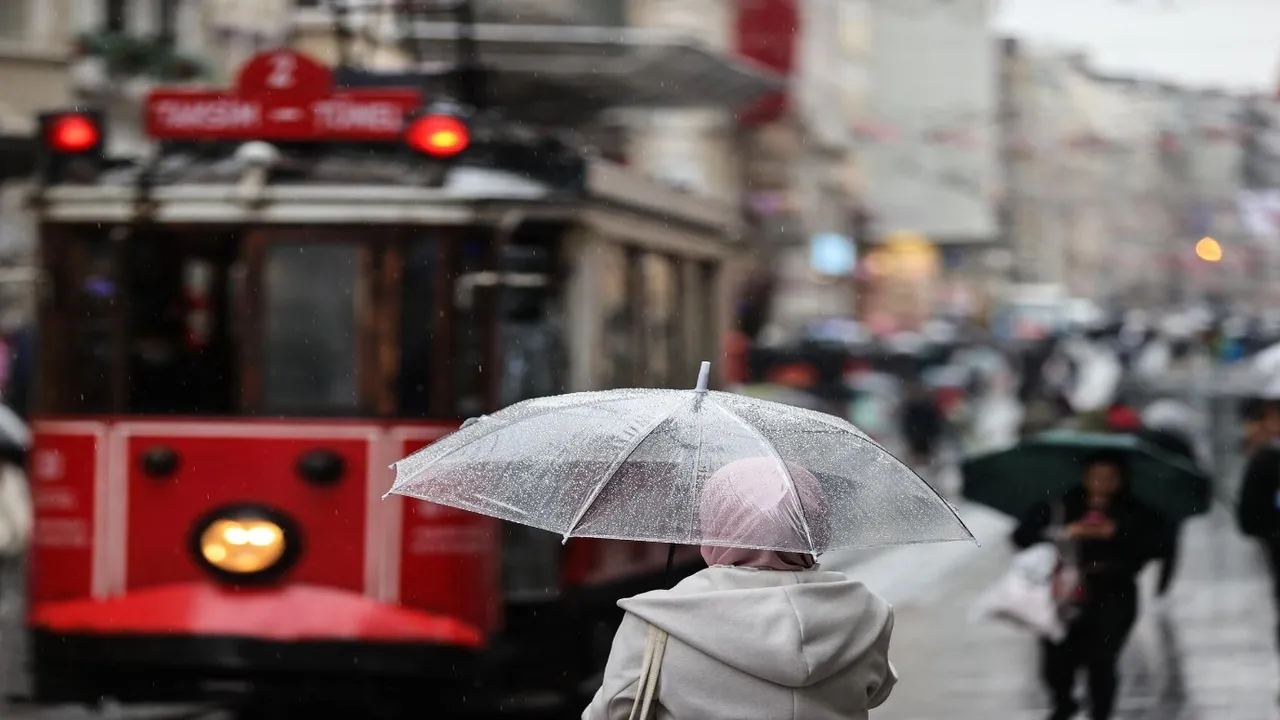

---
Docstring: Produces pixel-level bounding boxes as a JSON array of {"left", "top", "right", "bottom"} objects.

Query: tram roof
[{"left": 35, "top": 154, "right": 741, "bottom": 256}]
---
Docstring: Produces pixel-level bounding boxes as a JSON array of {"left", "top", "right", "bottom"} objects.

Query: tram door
[{"left": 474, "top": 225, "right": 567, "bottom": 601}]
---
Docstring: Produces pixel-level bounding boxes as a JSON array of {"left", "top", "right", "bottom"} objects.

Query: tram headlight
[{"left": 191, "top": 506, "right": 301, "bottom": 582}]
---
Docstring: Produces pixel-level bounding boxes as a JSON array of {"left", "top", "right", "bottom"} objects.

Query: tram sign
[{"left": 144, "top": 49, "right": 423, "bottom": 142}]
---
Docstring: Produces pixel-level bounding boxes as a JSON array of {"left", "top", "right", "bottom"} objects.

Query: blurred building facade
[
  {"left": 1000, "top": 35, "right": 1280, "bottom": 311},
  {"left": 735, "top": 0, "right": 867, "bottom": 336},
  {"left": 1235, "top": 94, "right": 1280, "bottom": 307},
  {"left": 999, "top": 42, "right": 1244, "bottom": 309},
  {"left": 0, "top": 0, "right": 83, "bottom": 324},
  {"left": 860, "top": 0, "right": 1000, "bottom": 272},
  {"left": 0, "top": 0, "right": 78, "bottom": 171}
]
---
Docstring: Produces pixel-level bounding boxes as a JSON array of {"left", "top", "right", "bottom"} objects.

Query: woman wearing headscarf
[
  {"left": 1012, "top": 450, "right": 1161, "bottom": 720},
  {"left": 582, "top": 457, "right": 897, "bottom": 720}
]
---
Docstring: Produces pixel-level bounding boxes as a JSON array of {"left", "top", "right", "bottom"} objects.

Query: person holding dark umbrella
[
  {"left": 900, "top": 379, "right": 945, "bottom": 475},
  {"left": 1011, "top": 450, "right": 1162, "bottom": 720}
]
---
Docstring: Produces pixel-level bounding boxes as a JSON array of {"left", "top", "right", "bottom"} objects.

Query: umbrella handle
[{"left": 695, "top": 361, "right": 711, "bottom": 393}]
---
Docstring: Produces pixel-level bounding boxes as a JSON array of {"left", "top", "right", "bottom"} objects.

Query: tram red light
[
  {"left": 46, "top": 113, "right": 101, "bottom": 153},
  {"left": 405, "top": 114, "right": 470, "bottom": 157}
]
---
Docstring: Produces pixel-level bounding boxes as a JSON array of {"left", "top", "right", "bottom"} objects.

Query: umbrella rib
[
  {"left": 389, "top": 391, "right": 665, "bottom": 483},
  {"left": 730, "top": 392, "right": 887, "bottom": 452},
  {"left": 711, "top": 403, "right": 817, "bottom": 555},
  {"left": 561, "top": 398, "right": 681, "bottom": 542}
]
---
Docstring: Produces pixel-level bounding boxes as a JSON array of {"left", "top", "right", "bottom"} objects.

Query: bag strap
[{"left": 628, "top": 624, "right": 669, "bottom": 720}]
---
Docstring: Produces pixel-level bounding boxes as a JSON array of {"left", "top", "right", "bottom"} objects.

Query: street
[
  {"left": 867, "top": 503, "right": 1278, "bottom": 720},
  {"left": 4, "top": 450, "right": 1277, "bottom": 719},
  {"left": 9, "top": 503, "right": 1277, "bottom": 719}
]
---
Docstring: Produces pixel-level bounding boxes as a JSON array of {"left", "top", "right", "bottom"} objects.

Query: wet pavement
[
  {"left": 5, "top": 454, "right": 1277, "bottom": 718},
  {"left": 871, "top": 504, "right": 1279, "bottom": 720}
]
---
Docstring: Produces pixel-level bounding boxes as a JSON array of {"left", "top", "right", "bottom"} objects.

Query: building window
[
  {"left": 105, "top": 0, "right": 127, "bottom": 32},
  {"left": 597, "top": 244, "right": 633, "bottom": 389},
  {"left": 642, "top": 254, "right": 677, "bottom": 388},
  {"left": 0, "top": 1, "right": 29, "bottom": 40}
]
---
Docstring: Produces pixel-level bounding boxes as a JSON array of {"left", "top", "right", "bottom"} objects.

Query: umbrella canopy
[
  {"left": 961, "top": 430, "right": 1211, "bottom": 523},
  {"left": 1136, "top": 428, "right": 1197, "bottom": 465},
  {"left": 0, "top": 403, "right": 29, "bottom": 449},
  {"left": 1254, "top": 342, "right": 1280, "bottom": 376},
  {"left": 1141, "top": 399, "right": 1202, "bottom": 436},
  {"left": 1062, "top": 340, "right": 1122, "bottom": 413},
  {"left": 389, "top": 363, "right": 973, "bottom": 553}
]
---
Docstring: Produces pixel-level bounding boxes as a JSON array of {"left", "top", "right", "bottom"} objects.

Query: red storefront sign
[{"left": 145, "top": 49, "right": 423, "bottom": 141}]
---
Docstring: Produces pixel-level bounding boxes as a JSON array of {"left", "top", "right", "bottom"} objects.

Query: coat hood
[{"left": 619, "top": 567, "right": 893, "bottom": 688}]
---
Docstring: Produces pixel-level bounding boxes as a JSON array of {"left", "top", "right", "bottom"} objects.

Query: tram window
[
  {"left": 501, "top": 523, "right": 561, "bottom": 600},
  {"left": 452, "top": 238, "right": 488, "bottom": 417},
  {"left": 262, "top": 243, "right": 361, "bottom": 414},
  {"left": 698, "top": 261, "right": 718, "bottom": 382},
  {"left": 597, "top": 244, "right": 632, "bottom": 389},
  {"left": 398, "top": 239, "right": 437, "bottom": 417},
  {"left": 497, "top": 242, "right": 565, "bottom": 407},
  {"left": 59, "top": 239, "right": 117, "bottom": 413},
  {"left": 642, "top": 254, "right": 676, "bottom": 387},
  {"left": 125, "top": 236, "right": 238, "bottom": 415}
]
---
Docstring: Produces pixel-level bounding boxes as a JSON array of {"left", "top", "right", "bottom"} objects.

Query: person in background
[
  {"left": 1014, "top": 451, "right": 1160, "bottom": 720},
  {"left": 1239, "top": 397, "right": 1279, "bottom": 458},
  {"left": 900, "top": 380, "right": 945, "bottom": 475},
  {"left": 1135, "top": 426, "right": 1197, "bottom": 598},
  {"left": 1234, "top": 396, "right": 1280, "bottom": 706},
  {"left": 3, "top": 323, "right": 33, "bottom": 422}
]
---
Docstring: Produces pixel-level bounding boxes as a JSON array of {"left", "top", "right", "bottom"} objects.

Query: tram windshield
[{"left": 39, "top": 224, "right": 568, "bottom": 418}]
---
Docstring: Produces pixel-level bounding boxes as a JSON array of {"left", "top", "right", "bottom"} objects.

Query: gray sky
[{"left": 994, "top": 0, "right": 1280, "bottom": 92}]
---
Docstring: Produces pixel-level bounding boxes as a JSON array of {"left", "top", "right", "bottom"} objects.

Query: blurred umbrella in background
[
  {"left": 1141, "top": 399, "right": 1202, "bottom": 438},
  {"left": 736, "top": 383, "right": 831, "bottom": 413},
  {"left": 962, "top": 430, "right": 1212, "bottom": 524},
  {"left": 1062, "top": 339, "right": 1123, "bottom": 413}
]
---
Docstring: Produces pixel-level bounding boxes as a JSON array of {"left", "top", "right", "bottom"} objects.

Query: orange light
[
  {"left": 47, "top": 113, "right": 100, "bottom": 153},
  {"left": 1195, "top": 237, "right": 1223, "bottom": 263},
  {"left": 405, "top": 114, "right": 470, "bottom": 157}
]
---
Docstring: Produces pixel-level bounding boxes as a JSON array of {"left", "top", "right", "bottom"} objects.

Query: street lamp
[{"left": 1195, "top": 237, "right": 1223, "bottom": 263}]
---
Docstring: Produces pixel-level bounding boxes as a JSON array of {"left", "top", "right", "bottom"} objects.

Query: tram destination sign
[{"left": 145, "top": 49, "right": 423, "bottom": 142}]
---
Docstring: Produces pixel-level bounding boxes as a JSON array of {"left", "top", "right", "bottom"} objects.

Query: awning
[{"left": 399, "top": 23, "right": 782, "bottom": 114}]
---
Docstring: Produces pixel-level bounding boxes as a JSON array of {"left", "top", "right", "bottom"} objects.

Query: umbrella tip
[{"left": 695, "top": 361, "right": 711, "bottom": 392}]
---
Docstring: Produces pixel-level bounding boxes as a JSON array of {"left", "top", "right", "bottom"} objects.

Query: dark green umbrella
[{"left": 961, "top": 430, "right": 1212, "bottom": 523}]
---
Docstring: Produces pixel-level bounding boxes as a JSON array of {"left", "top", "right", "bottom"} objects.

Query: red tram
[{"left": 25, "top": 49, "right": 734, "bottom": 712}]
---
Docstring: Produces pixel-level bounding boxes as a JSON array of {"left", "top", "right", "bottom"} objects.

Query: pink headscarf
[{"left": 699, "top": 456, "right": 830, "bottom": 571}]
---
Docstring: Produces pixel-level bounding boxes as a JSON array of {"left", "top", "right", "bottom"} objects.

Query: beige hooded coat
[{"left": 582, "top": 565, "right": 897, "bottom": 720}]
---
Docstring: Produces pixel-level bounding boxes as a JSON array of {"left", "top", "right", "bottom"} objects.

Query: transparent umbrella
[{"left": 388, "top": 362, "right": 973, "bottom": 553}]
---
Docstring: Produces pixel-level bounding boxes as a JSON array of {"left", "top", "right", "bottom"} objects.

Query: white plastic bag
[
  {"left": 0, "top": 464, "right": 32, "bottom": 558},
  {"left": 970, "top": 543, "right": 1066, "bottom": 642}
]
